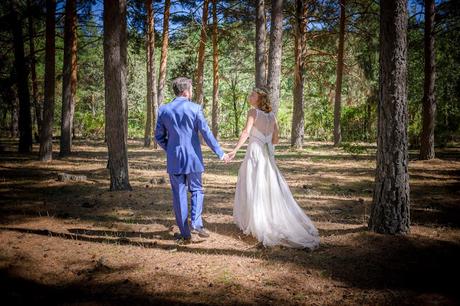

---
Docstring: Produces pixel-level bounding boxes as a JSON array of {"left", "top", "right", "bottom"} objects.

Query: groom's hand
[
  {"left": 221, "top": 153, "right": 230, "bottom": 163},
  {"left": 222, "top": 153, "right": 228, "bottom": 163}
]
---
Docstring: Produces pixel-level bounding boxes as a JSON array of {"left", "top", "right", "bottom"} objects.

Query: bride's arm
[
  {"left": 228, "top": 109, "right": 256, "bottom": 159},
  {"left": 272, "top": 117, "right": 279, "bottom": 145}
]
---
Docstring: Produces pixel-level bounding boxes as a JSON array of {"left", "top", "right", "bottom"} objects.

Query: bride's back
[{"left": 252, "top": 108, "right": 276, "bottom": 137}]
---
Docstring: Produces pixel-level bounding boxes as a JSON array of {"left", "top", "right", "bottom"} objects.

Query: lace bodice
[
  {"left": 249, "top": 108, "right": 276, "bottom": 155},
  {"left": 250, "top": 108, "right": 275, "bottom": 142},
  {"left": 252, "top": 108, "right": 275, "bottom": 137}
]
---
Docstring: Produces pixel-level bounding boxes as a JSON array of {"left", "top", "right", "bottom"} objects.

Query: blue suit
[{"left": 155, "top": 96, "right": 224, "bottom": 238}]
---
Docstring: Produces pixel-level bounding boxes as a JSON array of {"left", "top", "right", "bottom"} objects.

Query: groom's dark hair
[{"left": 172, "top": 77, "right": 192, "bottom": 96}]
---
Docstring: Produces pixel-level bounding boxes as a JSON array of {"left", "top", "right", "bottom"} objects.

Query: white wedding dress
[{"left": 233, "top": 108, "right": 320, "bottom": 249}]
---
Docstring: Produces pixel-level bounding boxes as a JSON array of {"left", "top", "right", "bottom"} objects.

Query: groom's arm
[
  {"left": 195, "top": 106, "right": 225, "bottom": 160},
  {"left": 154, "top": 109, "right": 168, "bottom": 151}
]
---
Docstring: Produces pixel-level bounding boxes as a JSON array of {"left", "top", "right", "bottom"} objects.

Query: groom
[{"left": 155, "top": 77, "right": 229, "bottom": 244}]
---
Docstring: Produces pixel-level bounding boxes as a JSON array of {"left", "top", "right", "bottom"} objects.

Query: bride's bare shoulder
[{"left": 248, "top": 108, "right": 257, "bottom": 119}]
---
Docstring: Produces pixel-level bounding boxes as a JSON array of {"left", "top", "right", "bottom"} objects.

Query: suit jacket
[{"left": 154, "top": 96, "right": 224, "bottom": 174}]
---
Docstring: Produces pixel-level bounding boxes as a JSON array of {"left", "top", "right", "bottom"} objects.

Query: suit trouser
[{"left": 168, "top": 172, "right": 204, "bottom": 238}]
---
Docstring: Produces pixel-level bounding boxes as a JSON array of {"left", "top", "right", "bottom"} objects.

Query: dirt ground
[{"left": 0, "top": 138, "right": 459, "bottom": 305}]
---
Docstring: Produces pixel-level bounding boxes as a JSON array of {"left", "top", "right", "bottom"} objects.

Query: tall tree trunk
[
  {"left": 144, "top": 0, "right": 158, "bottom": 148},
  {"left": 10, "top": 89, "right": 19, "bottom": 138},
  {"left": 255, "top": 0, "right": 267, "bottom": 87},
  {"left": 27, "top": 0, "right": 41, "bottom": 138},
  {"left": 60, "top": 0, "right": 77, "bottom": 157},
  {"left": 39, "top": 0, "right": 56, "bottom": 161},
  {"left": 368, "top": 0, "right": 410, "bottom": 235},
  {"left": 211, "top": 0, "right": 219, "bottom": 138},
  {"left": 267, "top": 0, "right": 283, "bottom": 115},
  {"left": 290, "top": 0, "right": 307, "bottom": 149},
  {"left": 195, "top": 0, "right": 209, "bottom": 106},
  {"left": 333, "top": 0, "right": 346, "bottom": 146},
  {"left": 365, "top": 87, "right": 377, "bottom": 141},
  {"left": 420, "top": 0, "right": 436, "bottom": 160},
  {"left": 157, "top": 0, "right": 170, "bottom": 107},
  {"left": 103, "top": 0, "right": 131, "bottom": 191},
  {"left": 11, "top": 2, "right": 33, "bottom": 153},
  {"left": 232, "top": 90, "right": 240, "bottom": 137}
]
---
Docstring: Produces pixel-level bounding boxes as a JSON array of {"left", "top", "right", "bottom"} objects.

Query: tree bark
[
  {"left": 267, "top": 0, "right": 283, "bottom": 115},
  {"left": 11, "top": 1, "right": 33, "bottom": 153},
  {"left": 39, "top": 0, "right": 56, "bottom": 161},
  {"left": 103, "top": 0, "right": 131, "bottom": 191},
  {"left": 195, "top": 0, "right": 209, "bottom": 106},
  {"left": 420, "top": 0, "right": 436, "bottom": 160},
  {"left": 333, "top": 0, "right": 346, "bottom": 146},
  {"left": 211, "top": 0, "right": 219, "bottom": 138},
  {"left": 255, "top": 0, "right": 267, "bottom": 87},
  {"left": 27, "top": 0, "right": 41, "bottom": 138},
  {"left": 157, "top": 0, "right": 170, "bottom": 107},
  {"left": 10, "top": 89, "right": 19, "bottom": 138},
  {"left": 290, "top": 0, "right": 307, "bottom": 149},
  {"left": 232, "top": 88, "right": 239, "bottom": 137},
  {"left": 369, "top": 0, "right": 410, "bottom": 235},
  {"left": 144, "top": 0, "right": 158, "bottom": 148},
  {"left": 365, "top": 87, "right": 377, "bottom": 141},
  {"left": 60, "top": 0, "right": 78, "bottom": 157}
]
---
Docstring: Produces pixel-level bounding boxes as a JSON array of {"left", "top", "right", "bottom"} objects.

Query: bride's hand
[{"left": 227, "top": 151, "right": 236, "bottom": 161}]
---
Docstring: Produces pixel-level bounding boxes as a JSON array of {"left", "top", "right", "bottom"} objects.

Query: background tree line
[{"left": 1, "top": 0, "right": 458, "bottom": 151}]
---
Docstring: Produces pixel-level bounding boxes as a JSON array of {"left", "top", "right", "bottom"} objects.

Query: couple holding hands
[{"left": 155, "top": 77, "right": 319, "bottom": 250}]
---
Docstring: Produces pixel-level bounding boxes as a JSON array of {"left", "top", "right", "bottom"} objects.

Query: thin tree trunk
[
  {"left": 333, "top": 0, "right": 346, "bottom": 146},
  {"left": 144, "top": 0, "right": 158, "bottom": 148},
  {"left": 365, "top": 88, "right": 374, "bottom": 141},
  {"left": 157, "top": 0, "right": 170, "bottom": 107},
  {"left": 290, "top": 0, "right": 307, "bottom": 149},
  {"left": 369, "top": 0, "right": 410, "bottom": 235},
  {"left": 232, "top": 97, "right": 239, "bottom": 137},
  {"left": 27, "top": 0, "right": 41, "bottom": 138},
  {"left": 195, "top": 0, "right": 209, "bottom": 106},
  {"left": 267, "top": 0, "right": 283, "bottom": 115},
  {"left": 11, "top": 1, "right": 33, "bottom": 153},
  {"left": 229, "top": 78, "right": 239, "bottom": 137},
  {"left": 211, "top": 0, "right": 219, "bottom": 138},
  {"left": 39, "top": 0, "right": 56, "bottom": 161},
  {"left": 60, "top": 0, "right": 77, "bottom": 157},
  {"left": 103, "top": 0, "right": 131, "bottom": 191},
  {"left": 10, "top": 89, "right": 19, "bottom": 138},
  {"left": 420, "top": 0, "right": 436, "bottom": 160},
  {"left": 255, "top": 0, "right": 267, "bottom": 87},
  {"left": 233, "top": 100, "right": 239, "bottom": 137}
]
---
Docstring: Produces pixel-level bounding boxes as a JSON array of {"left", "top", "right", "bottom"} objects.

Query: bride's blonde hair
[{"left": 253, "top": 86, "right": 272, "bottom": 113}]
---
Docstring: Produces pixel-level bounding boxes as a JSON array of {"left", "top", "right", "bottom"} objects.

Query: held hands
[
  {"left": 221, "top": 151, "right": 236, "bottom": 163},
  {"left": 222, "top": 153, "right": 231, "bottom": 163},
  {"left": 227, "top": 151, "right": 236, "bottom": 161}
]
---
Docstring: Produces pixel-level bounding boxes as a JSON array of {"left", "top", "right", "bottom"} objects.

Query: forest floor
[{"left": 0, "top": 137, "right": 459, "bottom": 305}]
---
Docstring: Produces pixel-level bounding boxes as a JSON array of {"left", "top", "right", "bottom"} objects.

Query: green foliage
[
  {"left": 74, "top": 112, "right": 104, "bottom": 138},
  {"left": 1, "top": 0, "right": 458, "bottom": 146},
  {"left": 434, "top": 7, "right": 460, "bottom": 146},
  {"left": 340, "top": 142, "right": 368, "bottom": 155},
  {"left": 305, "top": 97, "right": 334, "bottom": 141},
  {"left": 341, "top": 103, "right": 376, "bottom": 142}
]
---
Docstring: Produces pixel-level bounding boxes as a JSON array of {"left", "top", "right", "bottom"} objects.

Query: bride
[{"left": 227, "top": 87, "right": 320, "bottom": 250}]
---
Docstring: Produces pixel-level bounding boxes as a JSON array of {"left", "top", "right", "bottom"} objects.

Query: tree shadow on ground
[
  {"left": 306, "top": 234, "right": 460, "bottom": 300},
  {"left": 1, "top": 225, "right": 459, "bottom": 303},
  {"left": 67, "top": 228, "right": 173, "bottom": 240},
  {"left": 0, "top": 266, "right": 264, "bottom": 305},
  {"left": 1, "top": 138, "right": 460, "bottom": 304}
]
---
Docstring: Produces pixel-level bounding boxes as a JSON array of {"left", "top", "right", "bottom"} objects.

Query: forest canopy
[{"left": 0, "top": 0, "right": 459, "bottom": 144}]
